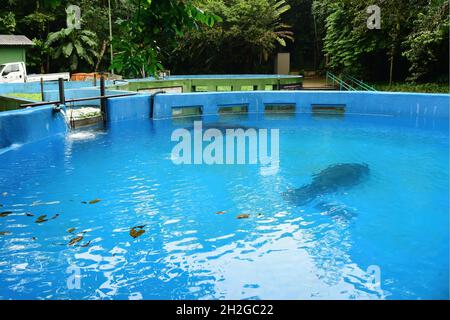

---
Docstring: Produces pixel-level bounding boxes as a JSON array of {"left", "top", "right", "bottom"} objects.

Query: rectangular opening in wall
[
  {"left": 218, "top": 104, "right": 248, "bottom": 115},
  {"left": 312, "top": 104, "right": 345, "bottom": 116},
  {"left": 265, "top": 103, "right": 296, "bottom": 113},
  {"left": 172, "top": 106, "right": 203, "bottom": 117},
  {"left": 193, "top": 86, "right": 208, "bottom": 92},
  {"left": 240, "top": 85, "right": 253, "bottom": 91},
  {"left": 217, "top": 85, "right": 232, "bottom": 91},
  {"left": 265, "top": 85, "right": 274, "bottom": 91}
]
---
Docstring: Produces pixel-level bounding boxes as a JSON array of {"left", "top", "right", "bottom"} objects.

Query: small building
[{"left": 0, "top": 35, "right": 34, "bottom": 65}]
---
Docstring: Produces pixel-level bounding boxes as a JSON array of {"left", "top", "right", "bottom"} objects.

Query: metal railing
[
  {"left": 326, "top": 71, "right": 376, "bottom": 91},
  {"left": 344, "top": 74, "right": 377, "bottom": 91}
]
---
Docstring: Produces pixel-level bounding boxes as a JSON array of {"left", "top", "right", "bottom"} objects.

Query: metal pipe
[
  {"left": 58, "top": 78, "right": 65, "bottom": 105},
  {"left": 100, "top": 76, "right": 106, "bottom": 120},
  {"left": 150, "top": 91, "right": 166, "bottom": 119},
  {"left": 40, "top": 78, "right": 44, "bottom": 102},
  {"left": 19, "top": 93, "right": 138, "bottom": 108}
]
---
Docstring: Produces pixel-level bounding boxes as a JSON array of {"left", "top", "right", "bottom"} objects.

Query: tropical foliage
[
  {"left": 402, "top": 0, "right": 449, "bottom": 82},
  {"left": 312, "top": 0, "right": 448, "bottom": 83},
  {"left": 46, "top": 26, "right": 98, "bottom": 71},
  {"left": 111, "top": 0, "right": 221, "bottom": 78},
  {"left": 171, "top": 0, "right": 294, "bottom": 73},
  {"left": 0, "top": 0, "right": 448, "bottom": 85}
]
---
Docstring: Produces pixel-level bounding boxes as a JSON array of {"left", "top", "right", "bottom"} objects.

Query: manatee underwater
[{"left": 283, "top": 163, "right": 370, "bottom": 206}]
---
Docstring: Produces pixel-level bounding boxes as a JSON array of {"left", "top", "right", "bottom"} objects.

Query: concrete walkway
[{"left": 302, "top": 76, "right": 336, "bottom": 90}]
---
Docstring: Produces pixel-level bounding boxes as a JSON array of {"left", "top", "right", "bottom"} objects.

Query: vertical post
[
  {"left": 40, "top": 78, "right": 44, "bottom": 101},
  {"left": 58, "top": 78, "right": 65, "bottom": 105},
  {"left": 100, "top": 75, "right": 106, "bottom": 122},
  {"left": 93, "top": 73, "right": 97, "bottom": 87}
]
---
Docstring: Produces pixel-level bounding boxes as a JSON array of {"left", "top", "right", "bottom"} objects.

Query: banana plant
[{"left": 46, "top": 26, "right": 99, "bottom": 71}]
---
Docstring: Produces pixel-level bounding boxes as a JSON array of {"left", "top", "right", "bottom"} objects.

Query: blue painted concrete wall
[
  {"left": 0, "top": 91, "right": 448, "bottom": 149},
  {"left": 152, "top": 91, "right": 449, "bottom": 120},
  {"left": 0, "top": 104, "right": 67, "bottom": 149},
  {"left": 106, "top": 94, "right": 151, "bottom": 122}
]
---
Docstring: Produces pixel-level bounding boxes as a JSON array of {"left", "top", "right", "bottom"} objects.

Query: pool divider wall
[
  {"left": 1, "top": 91, "right": 447, "bottom": 148},
  {"left": 0, "top": 80, "right": 111, "bottom": 95},
  {"left": 0, "top": 95, "right": 36, "bottom": 112},
  {"left": 112, "top": 75, "right": 303, "bottom": 93},
  {"left": 106, "top": 93, "right": 152, "bottom": 122},
  {"left": 44, "top": 88, "right": 132, "bottom": 107},
  {"left": 0, "top": 104, "right": 67, "bottom": 149},
  {"left": 152, "top": 91, "right": 449, "bottom": 120}
]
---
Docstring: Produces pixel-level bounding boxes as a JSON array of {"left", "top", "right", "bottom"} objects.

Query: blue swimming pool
[{"left": 0, "top": 109, "right": 448, "bottom": 299}]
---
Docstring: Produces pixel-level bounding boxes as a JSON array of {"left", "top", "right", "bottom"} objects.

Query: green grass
[
  {"left": 4, "top": 93, "right": 42, "bottom": 101},
  {"left": 372, "top": 82, "right": 449, "bottom": 94}
]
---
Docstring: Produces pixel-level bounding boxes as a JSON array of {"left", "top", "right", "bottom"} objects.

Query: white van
[{"left": 0, "top": 62, "right": 70, "bottom": 83}]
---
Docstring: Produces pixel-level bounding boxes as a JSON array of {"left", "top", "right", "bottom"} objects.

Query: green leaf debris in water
[
  {"left": 0, "top": 211, "right": 12, "bottom": 217},
  {"left": 130, "top": 225, "right": 146, "bottom": 239},
  {"left": 216, "top": 211, "right": 227, "bottom": 215},
  {"left": 0, "top": 231, "right": 11, "bottom": 236},
  {"left": 35, "top": 215, "right": 48, "bottom": 223},
  {"left": 236, "top": 214, "right": 250, "bottom": 219},
  {"left": 25, "top": 212, "right": 34, "bottom": 217},
  {"left": 67, "top": 228, "right": 76, "bottom": 233},
  {"left": 89, "top": 199, "right": 101, "bottom": 204},
  {"left": 50, "top": 214, "right": 59, "bottom": 220}
]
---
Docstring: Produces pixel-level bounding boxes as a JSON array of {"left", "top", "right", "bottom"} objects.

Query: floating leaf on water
[
  {"left": 0, "top": 231, "right": 11, "bottom": 236},
  {"left": 0, "top": 211, "right": 12, "bottom": 217},
  {"left": 25, "top": 212, "right": 34, "bottom": 217},
  {"left": 216, "top": 211, "right": 227, "bottom": 215},
  {"left": 50, "top": 213, "right": 60, "bottom": 220},
  {"left": 80, "top": 240, "right": 91, "bottom": 247},
  {"left": 130, "top": 226, "right": 146, "bottom": 239},
  {"left": 35, "top": 215, "right": 48, "bottom": 223},
  {"left": 67, "top": 228, "right": 76, "bottom": 234},
  {"left": 81, "top": 201, "right": 87, "bottom": 204},
  {"left": 89, "top": 199, "right": 101, "bottom": 204},
  {"left": 68, "top": 235, "right": 83, "bottom": 246},
  {"left": 237, "top": 214, "right": 250, "bottom": 219}
]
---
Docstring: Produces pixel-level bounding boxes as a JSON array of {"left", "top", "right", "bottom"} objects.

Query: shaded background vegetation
[{"left": 0, "top": 0, "right": 448, "bottom": 86}]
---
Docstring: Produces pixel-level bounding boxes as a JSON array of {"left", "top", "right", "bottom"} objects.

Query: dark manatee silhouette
[{"left": 283, "top": 163, "right": 370, "bottom": 206}]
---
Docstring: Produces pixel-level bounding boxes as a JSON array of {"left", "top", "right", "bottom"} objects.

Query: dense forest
[{"left": 0, "top": 0, "right": 448, "bottom": 84}]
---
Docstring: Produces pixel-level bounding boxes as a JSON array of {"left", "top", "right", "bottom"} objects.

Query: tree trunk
[
  {"left": 95, "top": 40, "right": 107, "bottom": 72},
  {"left": 389, "top": 46, "right": 395, "bottom": 86}
]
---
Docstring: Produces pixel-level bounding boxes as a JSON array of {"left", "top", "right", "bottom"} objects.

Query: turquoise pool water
[{"left": 0, "top": 113, "right": 448, "bottom": 299}]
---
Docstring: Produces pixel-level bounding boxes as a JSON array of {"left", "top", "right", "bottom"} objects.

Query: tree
[
  {"left": 314, "top": 0, "right": 435, "bottom": 83},
  {"left": 171, "top": 0, "right": 293, "bottom": 74},
  {"left": 403, "top": 0, "right": 449, "bottom": 82},
  {"left": 0, "top": 12, "right": 16, "bottom": 34},
  {"left": 46, "top": 20, "right": 99, "bottom": 71},
  {"left": 111, "top": 0, "right": 221, "bottom": 78}
]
